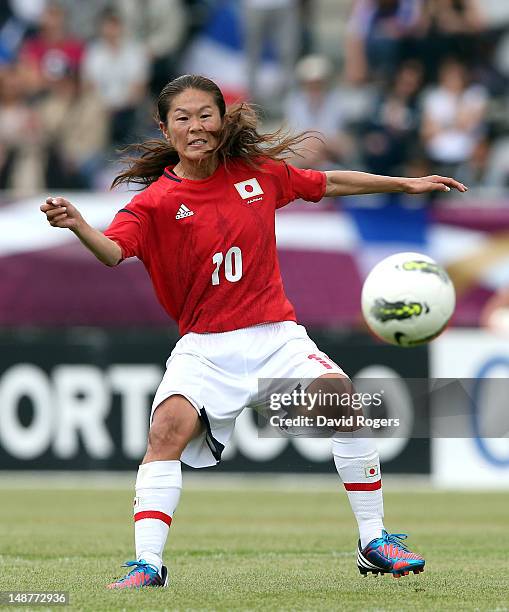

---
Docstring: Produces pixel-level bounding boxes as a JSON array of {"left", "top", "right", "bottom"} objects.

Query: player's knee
[
  {"left": 148, "top": 396, "right": 201, "bottom": 455},
  {"left": 308, "top": 373, "right": 354, "bottom": 406},
  {"left": 306, "top": 373, "right": 359, "bottom": 422},
  {"left": 148, "top": 422, "right": 180, "bottom": 454}
]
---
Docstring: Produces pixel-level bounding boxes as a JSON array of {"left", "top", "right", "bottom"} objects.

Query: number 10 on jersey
[{"left": 212, "top": 246, "right": 243, "bottom": 285}]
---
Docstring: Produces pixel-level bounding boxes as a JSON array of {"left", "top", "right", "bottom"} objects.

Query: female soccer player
[{"left": 40, "top": 74, "right": 466, "bottom": 588}]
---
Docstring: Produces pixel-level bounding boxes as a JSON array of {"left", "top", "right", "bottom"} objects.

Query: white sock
[
  {"left": 134, "top": 460, "right": 182, "bottom": 572},
  {"left": 332, "top": 433, "right": 385, "bottom": 549}
]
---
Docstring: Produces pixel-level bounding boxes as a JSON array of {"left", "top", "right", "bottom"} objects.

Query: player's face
[{"left": 163, "top": 89, "right": 223, "bottom": 164}]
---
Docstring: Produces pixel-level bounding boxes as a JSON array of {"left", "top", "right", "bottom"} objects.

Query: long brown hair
[{"left": 111, "top": 74, "right": 317, "bottom": 189}]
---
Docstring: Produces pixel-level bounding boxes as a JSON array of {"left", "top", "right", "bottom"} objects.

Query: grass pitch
[{"left": 0, "top": 481, "right": 508, "bottom": 611}]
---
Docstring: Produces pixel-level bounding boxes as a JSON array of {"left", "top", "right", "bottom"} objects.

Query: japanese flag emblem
[
  {"left": 234, "top": 178, "right": 264, "bottom": 199},
  {"left": 365, "top": 465, "right": 379, "bottom": 478}
]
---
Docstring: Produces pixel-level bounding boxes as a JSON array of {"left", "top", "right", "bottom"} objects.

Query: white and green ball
[{"left": 361, "top": 252, "right": 456, "bottom": 347}]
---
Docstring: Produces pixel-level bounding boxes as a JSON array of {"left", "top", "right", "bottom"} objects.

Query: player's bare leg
[
  {"left": 308, "top": 373, "right": 424, "bottom": 578},
  {"left": 144, "top": 394, "right": 203, "bottom": 462},
  {"left": 108, "top": 396, "right": 203, "bottom": 589}
]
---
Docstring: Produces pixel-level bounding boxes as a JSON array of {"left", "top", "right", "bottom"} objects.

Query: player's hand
[
  {"left": 40, "top": 196, "right": 85, "bottom": 232},
  {"left": 403, "top": 175, "right": 468, "bottom": 195}
]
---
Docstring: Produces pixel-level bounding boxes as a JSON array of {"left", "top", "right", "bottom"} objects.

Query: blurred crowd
[
  {"left": 0, "top": 0, "right": 189, "bottom": 192},
  {"left": 284, "top": 0, "right": 509, "bottom": 192},
  {"left": 1, "top": 0, "right": 509, "bottom": 194}
]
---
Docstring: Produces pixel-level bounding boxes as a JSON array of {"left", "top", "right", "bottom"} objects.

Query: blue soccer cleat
[
  {"left": 107, "top": 560, "right": 168, "bottom": 589},
  {"left": 357, "top": 531, "right": 425, "bottom": 578}
]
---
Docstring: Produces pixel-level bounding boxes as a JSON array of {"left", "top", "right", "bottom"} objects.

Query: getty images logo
[{"left": 234, "top": 178, "right": 264, "bottom": 204}]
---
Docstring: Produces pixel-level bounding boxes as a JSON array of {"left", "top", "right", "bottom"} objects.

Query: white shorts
[{"left": 151, "top": 321, "right": 346, "bottom": 468}]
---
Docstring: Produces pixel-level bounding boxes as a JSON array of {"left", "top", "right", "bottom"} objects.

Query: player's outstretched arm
[
  {"left": 40, "top": 196, "right": 122, "bottom": 267},
  {"left": 324, "top": 171, "right": 468, "bottom": 197}
]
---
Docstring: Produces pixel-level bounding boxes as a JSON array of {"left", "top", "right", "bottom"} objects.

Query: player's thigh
[
  {"left": 261, "top": 324, "right": 359, "bottom": 426},
  {"left": 266, "top": 323, "right": 349, "bottom": 380},
  {"left": 151, "top": 350, "right": 250, "bottom": 467},
  {"left": 152, "top": 351, "right": 248, "bottom": 427},
  {"left": 306, "top": 372, "right": 361, "bottom": 425}
]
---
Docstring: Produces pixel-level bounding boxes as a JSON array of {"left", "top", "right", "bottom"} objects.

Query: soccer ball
[{"left": 361, "top": 252, "right": 455, "bottom": 347}]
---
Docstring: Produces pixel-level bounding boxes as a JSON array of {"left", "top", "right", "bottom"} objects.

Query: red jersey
[
  {"left": 104, "top": 158, "right": 326, "bottom": 334},
  {"left": 20, "top": 38, "right": 84, "bottom": 80}
]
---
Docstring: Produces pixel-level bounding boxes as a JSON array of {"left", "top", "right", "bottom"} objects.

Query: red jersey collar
[{"left": 163, "top": 163, "right": 224, "bottom": 185}]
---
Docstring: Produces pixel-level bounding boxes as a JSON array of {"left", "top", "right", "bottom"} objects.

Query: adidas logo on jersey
[{"left": 175, "top": 204, "right": 194, "bottom": 219}]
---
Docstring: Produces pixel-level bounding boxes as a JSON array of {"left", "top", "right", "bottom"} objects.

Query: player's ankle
[{"left": 138, "top": 552, "right": 163, "bottom": 573}]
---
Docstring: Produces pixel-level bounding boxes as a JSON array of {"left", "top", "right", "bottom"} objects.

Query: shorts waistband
[{"left": 188, "top": 320, "right": 297, "bottom": 339}]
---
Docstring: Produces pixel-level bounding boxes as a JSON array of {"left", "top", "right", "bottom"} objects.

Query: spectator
[
  {"left": 476, "top": 136, "right": 509, "bottom": 189},
  {"left": 9, "top": 0, "right": 47, "bottom": 24},
  {"left": 421, "top": 57, "right": 488, "bottom": 179},
  {"left": 0, "top": 0, "right": 47, "bottom": 65},
  {"left": 242, "top": 0, "right": 300, "bottom": 109},
  {"left": 82, "top": 8, "right": 149, "bottom": 147},
  {"left": 58, "top": 0, "right": 110, "bottom": 41},
  {"left": 0, "top": 63, "right": 42, "bottom": 193},
  {"left": 36, "top": 68, "right": 108, "bottom": 189},
  {"left": 63, "top": 0, "right": 189, "bottom": 94},
  {"left": 417, "top": 0, "right": 485, "bottom": 79},
  {"left": 18, "top": 1, "right": 84, "bottom": 98},
  {"left": 362, "top": 59, "right": 424, "bottom": 175},
  {"left": 283, "top": 54, "right": 352, "bottom": 169},
  {"left": 344, "top": 0, "right": 422, "bottom": 84},
  {"left": 113, "top": 0, "right": 188, "bottom": 96}
]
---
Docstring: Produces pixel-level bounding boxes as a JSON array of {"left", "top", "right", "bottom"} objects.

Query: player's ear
[{"left": 159, "top": 121, "right": 170, "bottom": 142}]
